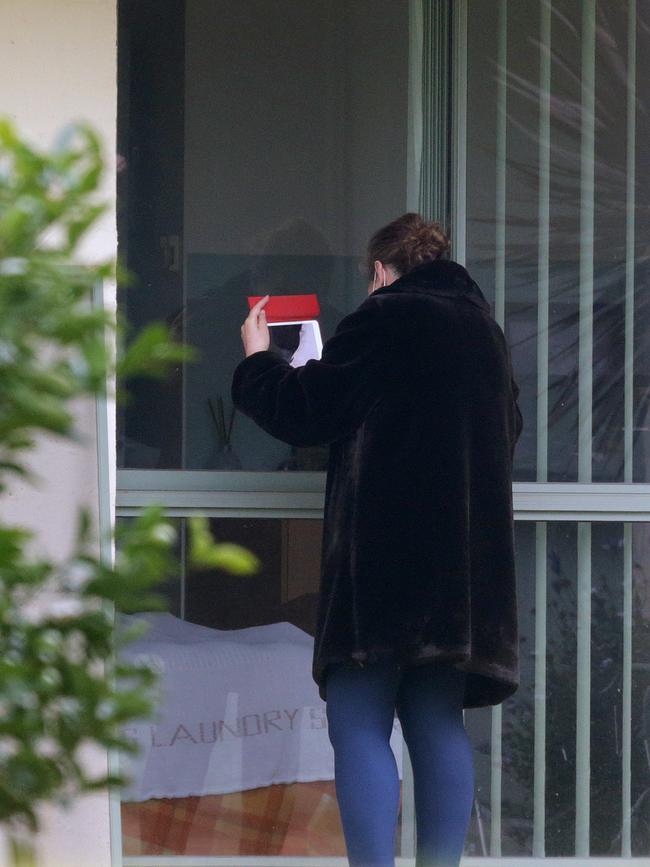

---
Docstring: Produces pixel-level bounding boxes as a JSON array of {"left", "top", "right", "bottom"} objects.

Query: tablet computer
[{"left": 247, "top": 294, "right": 323, "bottom": 368}]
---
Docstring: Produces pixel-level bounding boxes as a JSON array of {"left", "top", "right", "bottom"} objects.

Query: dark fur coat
[{"left": 232, "top": 259, "right": 523, "bottom": 708}]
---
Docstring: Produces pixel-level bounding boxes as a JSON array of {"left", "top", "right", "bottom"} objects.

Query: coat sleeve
[{"left": 231, "top": 299, "right": 391, "bottom": 447}]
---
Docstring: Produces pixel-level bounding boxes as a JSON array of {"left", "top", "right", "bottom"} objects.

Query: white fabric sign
[{"left": 117, "top": 612, "right": 403, "bottom": 802}]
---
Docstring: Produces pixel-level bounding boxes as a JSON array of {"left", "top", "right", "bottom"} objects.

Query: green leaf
[
  {"left": 66, "top": 203, "right": 107, "bottom": 250},
  {"left": 188, "top": 516, "right": 259, "bottom": 574},
  {"left": 117, "top": 322, "right": 194, "bottom": 379}
]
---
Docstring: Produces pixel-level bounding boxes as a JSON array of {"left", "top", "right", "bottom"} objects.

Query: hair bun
[{"left": 366, "top": 213, "right": 450, "bottom": 279}]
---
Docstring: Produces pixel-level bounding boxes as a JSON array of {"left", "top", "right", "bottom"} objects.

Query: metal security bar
[
  {"left": 533, "top": 2, "right": 552, "bottom": 852},
  {"left": 621, "top": 2, "right": 637, "bottom": 855},
  {"left": 533, "top": 521, "right": 547, "bottom": 857},
  {"left": 537, "top": 0, "right": 551, "bottom": 488},
  {"left": 450, "top": 0, "right": 643, "bottom": 861},
  {"left": 489, "top": 5, "right": 508, "bottom": 853},
  {"left": 451, "top": 0, "right": 468, "bottom": 266},
  {"left": 494, "top": 0, "right": 507, "bottom": 331},
  {"left": 575, "top": 3, "right": 595, "bottom": 854}
]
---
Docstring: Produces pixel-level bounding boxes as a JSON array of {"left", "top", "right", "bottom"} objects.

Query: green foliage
[
  {"left": 0, "top": 120, "right": 111, "bottom": 481},
  {"left": 188, "top": 515, "right": 260, "bottom": 574},
  {"left": 0, "top": 509, "right": 171, "bottom": 830},
  {"left": 0, "top": 119, "right": 258, "bottom": 844},
  {"left": 0, "top": 119, "right": 188, "bottom": 488}
]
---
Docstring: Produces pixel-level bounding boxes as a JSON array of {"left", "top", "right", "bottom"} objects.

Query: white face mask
[{"left": 371, "top": 268, "right": 386, "bottom": 293}]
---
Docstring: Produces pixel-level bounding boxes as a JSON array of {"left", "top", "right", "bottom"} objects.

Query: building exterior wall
[{"left": 0, "top": 1, "right": 117, "bottom": 864}]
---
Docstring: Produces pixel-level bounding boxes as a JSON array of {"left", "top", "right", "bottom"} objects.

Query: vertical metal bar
[
  {"left": 576, "top": 521, "right": 592, "bottom": 855},
  {"left": 431, "top": 0, "right": 451, "bottom": 224},
  {"left": 578, "top": 0, "right": 595, "bottom": 486},
  {"left": 533, "top": 522, "right": 548, "bottom": 857},
  {"left": 489, "top": 7, "right": 507, "bottom": 854},
  {"left": 407, "top": 0, "right": 424, "bottom": 212},
  {"left": 494, "top": 0, "right": 507, "bottom": 329},
  {"left": 624, "top": 0, "right": 636, "bottom": 487},
  {"left": 621, "top": 3, "right": 637, "bottom": 853},
  {"left": 451, "top": 0, "right": 468, "bottom": 266},
  {"left": 534, "top": 6, "right": 551, "bottom": 855},
  {"left": 490, "top": 705, "right": 502, "bottom": 857},
  {"left": 537, "top": 0, "right": 551, "bottom": 486},
  {"left": 622, "top": 522, "right": 633, "bottom": 856},
  {"left": 575, "top": 1, "right": 596, "bottom": 854},
  {"left": 93, "top": 281, "right": 124, "bottom": 867}
]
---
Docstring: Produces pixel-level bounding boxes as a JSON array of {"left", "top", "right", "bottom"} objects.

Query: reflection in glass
[
  {"left": 118, "top": 517, "right": 403, "bottom": 858},
  {"left": 117, "top": 518, "right": 650, "bottom": 859},
  {"left": 466, "top": 0, "right": 650, "bottom": 481},
  {"left": 487, "top": 521, "right": 650, "bottom": 857},
  {"left": 118, "top": 0, "right": 650, "bottom": 479},
  {"left": 117, "top": 0, "right": 422, "bottom": 471}
]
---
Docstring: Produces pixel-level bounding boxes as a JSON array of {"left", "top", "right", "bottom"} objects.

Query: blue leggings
[{"left": 325, "top": 660, "right": 474, "bottom": 867}]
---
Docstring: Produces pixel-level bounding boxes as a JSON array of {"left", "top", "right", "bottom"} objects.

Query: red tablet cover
[{"left": 247, "top": 294, "right": 320, "bottom": 323}]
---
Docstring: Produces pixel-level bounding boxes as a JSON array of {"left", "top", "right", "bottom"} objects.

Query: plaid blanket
[{"left": 122, "top": 780, "right": 400, "bottom": 856}]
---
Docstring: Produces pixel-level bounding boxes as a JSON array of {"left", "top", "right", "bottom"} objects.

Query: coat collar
[{"left": 371, "top": 258, "right": 491, "bottom": 313}]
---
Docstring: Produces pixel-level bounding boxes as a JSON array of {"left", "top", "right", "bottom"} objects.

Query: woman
[{"left": 232, "top": 213, "right": 523, "bottom": 867}]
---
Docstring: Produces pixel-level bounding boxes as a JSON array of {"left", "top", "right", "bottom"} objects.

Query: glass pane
[
  {"left": 117, "top": 517, "right": 409, "bottom": 858},
  {"left": 465, "top": 520, "right": 650, "bottom": 858},
  {"left": 117, "top": 0, "right": 421, "bottom": 471},
  {"left": 465, "top": 0, "right": 650, "bottom": 482},
  {"left": 116, "top": 518, "right": 650, "bottom": 859}
]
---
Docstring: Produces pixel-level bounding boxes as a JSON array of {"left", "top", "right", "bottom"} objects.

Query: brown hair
[{"left": 365, "top": 212, "right": 450, "bottom": 280}]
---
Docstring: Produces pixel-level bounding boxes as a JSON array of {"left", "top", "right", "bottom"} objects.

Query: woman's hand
[{"left": 241, "top": 295, "right": 270, "bottom": 357}]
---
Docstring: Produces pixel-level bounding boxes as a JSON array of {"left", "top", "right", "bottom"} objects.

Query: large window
[
  {"left": 117, "top": 0, "right": 425, "bottom": 473},
  {"left": 116, "top": 1, "right": 650, "bottom": 864},
  {"left": 114, "top": 517, "right": 650, "bottom": 860}
]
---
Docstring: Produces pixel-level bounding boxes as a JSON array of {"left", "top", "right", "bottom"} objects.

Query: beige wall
[{"left": 0, "top": 1, "right": 117, "bottom": 865}]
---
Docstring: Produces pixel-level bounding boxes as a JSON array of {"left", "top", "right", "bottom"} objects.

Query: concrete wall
[{"left": 0, "top": 1, "right": 117, "bottom": 865}]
